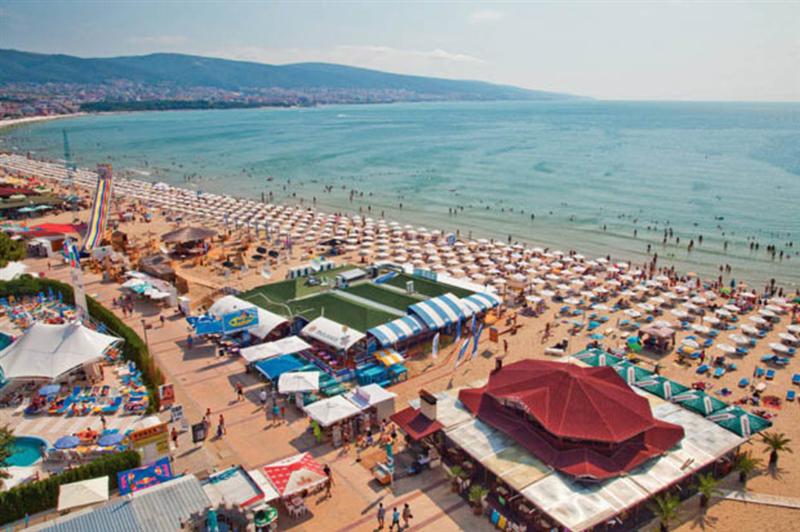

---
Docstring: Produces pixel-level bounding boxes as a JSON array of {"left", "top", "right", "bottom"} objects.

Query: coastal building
[{"left": 393, "top": 354, "right": 769, "bottom": 531}]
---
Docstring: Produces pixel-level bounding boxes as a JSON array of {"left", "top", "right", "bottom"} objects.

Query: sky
[{"left": 0, "top": 1, "right": 798, "bottom": 101}]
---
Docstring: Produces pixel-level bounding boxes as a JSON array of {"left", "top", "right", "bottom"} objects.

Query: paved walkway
[{"left": 720, "top": 489, "right": 800, "bottom": 510}]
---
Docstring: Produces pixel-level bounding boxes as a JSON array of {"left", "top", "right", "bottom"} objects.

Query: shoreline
[{"left": 0, "top": 113, "right": 87, "bottom": 131}]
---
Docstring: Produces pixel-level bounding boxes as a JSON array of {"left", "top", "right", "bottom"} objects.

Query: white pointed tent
[{"left": 0, "top": 322, "right": 119, "bottom": 381}]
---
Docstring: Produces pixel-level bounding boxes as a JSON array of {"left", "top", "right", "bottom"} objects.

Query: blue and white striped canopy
[
  {"left": 461, "top": 292, "right": 502, "bottom": 313},
  {"left": 367, "top": 315, "right": 426, "bottom": 347},
  {"left": 408, "top": 293, "right": 466, "bottom": 330}
]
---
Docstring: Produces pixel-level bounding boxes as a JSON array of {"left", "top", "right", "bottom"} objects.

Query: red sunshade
[{"left": 390, "top": 406, "right": 444, "bottom": 441}]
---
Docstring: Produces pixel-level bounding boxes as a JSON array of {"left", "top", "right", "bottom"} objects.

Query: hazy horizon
[{"left": 1, "top": 1, "right": 798, "bottom": 102}]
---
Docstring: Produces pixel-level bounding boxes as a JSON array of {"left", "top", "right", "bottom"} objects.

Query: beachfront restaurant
[
  {"left": 300, "top": 316, "right": 367, "bottom": 372},
  {"left": 397, "top": 356, "right": 765, "bottom": 531}
]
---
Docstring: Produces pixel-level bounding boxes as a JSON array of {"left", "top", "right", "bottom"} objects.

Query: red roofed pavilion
[{"left": 459, "top": 360, "right": 684, "bottom": 480}]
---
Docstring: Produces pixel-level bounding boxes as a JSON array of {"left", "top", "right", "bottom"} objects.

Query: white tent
[
  {"left": 57, "top": 476, "right": 109, "bottom": 511},
  {"left": 278, "top": 371, "right": 320, "bottom": 393},
  {"left": 0, "top": 261, "right": 27, "bottom": 281},
  {"left": 301, "top": 316, "right": 365, "bottom": 351},
  {"left": 303, "top": 395, "right": 363, "bottom": 427},
  {"left": 0, "top": 322, "right": 118, "bottom": 381},
  {"left": 240, "top": 336, "right": 312, "bottom": 364},
  {"left": 208, "top": 295, "right": 288, "bottom": 339}
]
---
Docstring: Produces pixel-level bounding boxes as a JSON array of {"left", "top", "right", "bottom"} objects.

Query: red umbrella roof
[
  {"left": 459, "top": 360, "right": 684, "bottom": 480},
  {"left": 390, "top": 406, "right": 444, "bottom": 441},
  {"left": 263, "top": 452, "right": 326, "bottom": 496}
]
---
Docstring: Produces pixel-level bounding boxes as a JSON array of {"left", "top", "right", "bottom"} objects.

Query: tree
[
  {"left": 0, "top": 425, "right": 14, "bottom": 489},
  {"left": 649, "top": 492, "right": 681, "bottom": 532},
  {"left": 734, "top": 451, "right": 762, "bottom": 487},
  {"left": 761, "top": 431, "right": 792, "bottom": 468},
  {"left": 694, "top": 473, "right": 722, "bottom": 509},
  {"left": 0, "top": 232, "right": 25, "bottom": 269}
]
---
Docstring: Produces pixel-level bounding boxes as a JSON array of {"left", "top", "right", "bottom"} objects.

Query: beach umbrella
[
  {"left": 54, "top": 436, "right": 80, "bottom": 450},
  {"left": 97, "top": 433, "right": 126, "bottom": 447},
  {"left": 591, "top": 333, "right": 604, "bottom": 340},
  {"left": 39, "top": 384, "right": 61, "bottom": 396}
]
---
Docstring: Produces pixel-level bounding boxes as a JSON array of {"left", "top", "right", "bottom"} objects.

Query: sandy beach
[
  {"left": 0, "top": 113, "right": 85, "bottom": 131},
  {"left": 2, "top": 155, "right": 799, "bottom": 530}
]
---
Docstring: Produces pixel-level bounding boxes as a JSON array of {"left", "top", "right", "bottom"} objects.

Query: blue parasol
[
  {"left": 39, "top": 384, "right": 61, "bottom": 396},
  {"left": 590, "top": 333, "right": 605, "bottom": 340},
  {"left": 54, "top": 436, "right": 80, "bottom": 449},
  {"left": 97, "top": 433, "right": 125, "bottom": 447}
]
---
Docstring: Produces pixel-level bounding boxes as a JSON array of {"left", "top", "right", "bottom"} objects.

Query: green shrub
[
  {"left": 0, "top": 450, "right": 141, "bottom": 525},
  {"left": 0, "top": 276, "right": 163, "bottom": 411}
]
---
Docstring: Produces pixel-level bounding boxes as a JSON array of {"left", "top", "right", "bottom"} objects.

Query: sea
[{"left": 2, "top": 101, "right": 799, "bottom": 288}]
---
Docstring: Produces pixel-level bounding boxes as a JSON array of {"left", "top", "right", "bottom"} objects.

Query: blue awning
[
  {"left": 254, "top": 354, "right": 304, "bottom": 381},
  {"left": 408, "top": 293, "right": 465, "bottom": 330},
  {"left": 367, "top": 315, "right": 426, "bottom": 347}
]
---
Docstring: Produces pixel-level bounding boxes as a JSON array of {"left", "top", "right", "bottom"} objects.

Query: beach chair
[
  {"left": 756, "top": 367, "right": 766, "bottom": 378},
  {"left": 713, "top": 367, "right": 725, "bottom": 378},
  {"left": 792, "top": 373, "right": 800, "bottom": 385},
  {"left": 738, "top": 378, "right": 750, "bottom": 388},
  {"left": 696, "top": 364, "right": 710, "bottom": 375},
  {"left": 96, "top": 396, "right": 122, "bottom": 415},
  {"left": 787, "top": 390, "right": 796, "bottom": 401},
  {"left": 761, "top": 354, "right": 776, "bottom": 363},
  {"left": 736, "top": 347, "right": 749, "bottom": 356},
  {"left": 766, "top": 369, "right": 776, "bottom": 380}
]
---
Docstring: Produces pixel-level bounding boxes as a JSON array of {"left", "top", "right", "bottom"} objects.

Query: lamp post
[{"left": 140, "top": 318, "right": 150, "bottom": 350}]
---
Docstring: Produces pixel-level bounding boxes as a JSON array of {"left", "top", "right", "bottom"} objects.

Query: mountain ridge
[{"left": 0, "top": 49, "right": 577, "bottom": 101}]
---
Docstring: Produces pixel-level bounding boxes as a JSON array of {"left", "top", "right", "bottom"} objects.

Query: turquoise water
[
  {"left": 2, "top": 101, "right": 800, "bottom": 287},
  {"left": 5, "top": 436, "right": 46, "bottom": 467}
]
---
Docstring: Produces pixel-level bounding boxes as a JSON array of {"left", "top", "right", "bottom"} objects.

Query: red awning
[
  {"left": 390, "top": 407, "right": 443, "bottom": 441},
  {"left": 31, "top": 223, "right": 83, "bottom": 235}
]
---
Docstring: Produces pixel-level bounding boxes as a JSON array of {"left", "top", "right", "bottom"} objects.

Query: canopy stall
[
  {"left": 301, "top": 316, "right": 365, "bottom": 352},
  {"left": 460, "top": 292, "right": 502, "bottom": 314},
  {"left": 0, "top": 322, "right": 119, "bottom": 381},
  {"left": 202, "top": 466, "right": 265, "bottom": 508},
  {"left": 344, "top": 384, "right": 397, "bottom": 421},
  {"left": 208, "top": 295, "right": 288, "bottom": 340},
  {"left": 262, "top": 452, "right": 327, "bottom": 498},
  {"left": 390, "top": 406, "right": 444, "bottom": 442},
  {"left": 57, "top": 476, "right": 110, "bottom": 512},
  {"left": 254, "top": 355, "right": 305, "bottom": 382},
  {"left": 240, "top": 336, "right": 312, "bottom": 364},
  {"left": 278, "top": 371, "right": 320, "bottom": 394},
  {"left": 304, "top": 395, "right": 364, "bottom": 428}
]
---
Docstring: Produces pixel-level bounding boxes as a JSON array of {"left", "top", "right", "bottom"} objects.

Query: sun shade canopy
[{"left": 407, "top": 293, "right": 465, "bottom": 329}]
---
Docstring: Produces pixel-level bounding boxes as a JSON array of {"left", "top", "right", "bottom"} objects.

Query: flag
[
  {"left": 431, "top": 332, "right": 440, "bottom": 359},
  {"left": 455, "top": 338, "right": 470, "bottom": 369},
  {"left": 455, "top": 319, "right": 462, "bottom": 341},
  {"left": 471, "top": 323, "right": 485, "bottom": 360},
  {"left": 470, "top": 314, "right": 477, "bottom": 337}
]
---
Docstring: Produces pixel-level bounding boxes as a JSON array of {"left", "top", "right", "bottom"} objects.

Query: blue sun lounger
[
  {"left": 787, "top": 390, "right": 796, "bottom": 401},
  {"left": 738, "top": 378, "right": 750, "bottom": 388},
  {"left": 713, "top": 367, "right": 725, "bottom": 378},
  {"left": 696, "top": 364, "right": 710, "bottom": 375},
  {"left": 766, "top": 369, "right": 776, "bottom": 380},
  {"left": 793, "top": 373, "right": 800, "bottom": 385},
  {"left": 755, "top": 367, "right": 766, "bottom": 378}
]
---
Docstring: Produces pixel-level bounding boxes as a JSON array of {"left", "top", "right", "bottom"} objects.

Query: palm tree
[
  {"left": 694, "top": 473, "right": 722, "bottom": 509},
  {"left": 761, "top": 431, "right": 792, "bottom": 468},
  {"left": 734, "top": 451, "right": 762, "bottom": 487},
  {"left": 649, "top": 492, "right": 680, "bottom": 532}
]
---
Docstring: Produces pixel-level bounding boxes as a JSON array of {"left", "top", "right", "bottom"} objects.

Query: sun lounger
[
  {"left": 756, "top": 367, "right": 765, "bottom": 378},
  {"left": 761, "top": 354, "right": 776, "bottom": 363},
  {"left": 738, "top": 378, "right": 750, "bottom": 388},
  {"left": 766, "top": 369, "right": 776, "bottom": 380},
  {"left": 792, "top": 374, "right": 800, "bottom": 385},
  {"left": 713, "top": 367, "right": 725, "bottom": 378},
  {"left": 545, "top": 347, "right": 566, "bottom": 356},
  {"left": 696, "top": 364, "right": 710, "bottom": 375},
  {"left": 787, "top": 390, "right": 796, "bottom": 401}
]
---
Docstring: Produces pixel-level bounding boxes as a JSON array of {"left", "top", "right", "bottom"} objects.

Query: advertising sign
[
  {"left": 159, "top": 383, "right": 175, "bottom": 409},
  {"left": 117, "top": 457, "right": 173, "bottom": 495},
  {"left": 221, "top": 307, "right": 259, "bottom": 334}
]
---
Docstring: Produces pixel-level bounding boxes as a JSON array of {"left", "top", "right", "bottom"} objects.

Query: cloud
[
  {"left": 129, "top": 35, "right": 189, "bottom": 46},
  {"left": 336, "top": 45, "right": 483, "bottom": 64},
  {"left": 470, "top": 9, "right": 504, "bottom": 23}
]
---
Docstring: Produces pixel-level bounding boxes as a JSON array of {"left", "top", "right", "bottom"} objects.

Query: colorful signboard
[
  {"left": 117, "top": 457, "right": 173, "bottom": 495},
  {"left": 221, "top": 307, "right": 259, "bottom": 334},
  {"left": 158, "top": 383, "right": 175, "bottom": 409}
]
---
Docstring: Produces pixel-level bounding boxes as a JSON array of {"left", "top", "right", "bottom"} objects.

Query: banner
[
  {"left": 158, "top": 383, "right": 175, "bottom": 409},
  {"left": 455, "top": 319, "right": 462, "bottom": 341},
  {"left": 471, "top": 323, "right": 485, "bottom": 360},
  {"left": 470, "top": 314, "right": 477, "bottom": 337},
  {"left": 454, "top": 338, "right": 470, "bottom": 369},
  {"left": 431, "top": 332, "right": 440, "bottom": 360},
  {"left": 489, "top": 327, "right": 499, "bottom": 343},
  {"left": 192, "top": 316, "right": 223, "bottom": 335},
  {"left": 117, "top": 457, "right": 173, "bottom": 495},
  {"left": 221, "top": 307, "right": 259, "bottom": 334}
]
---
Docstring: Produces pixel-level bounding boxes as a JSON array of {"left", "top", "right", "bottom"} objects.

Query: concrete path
[{"left": 720, "top": 489, "right": 800, "bottom": 510}]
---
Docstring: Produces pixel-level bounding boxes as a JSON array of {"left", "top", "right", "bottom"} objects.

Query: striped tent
[
  {"left": 367, "top": 315, "right": 426, "bottom": 347},
  {"left": 408, "top": 293, "right": 465, "bottom": 330},
  {"left": 461, "top": 292, "right": 502, "bottom": 312},
  {"left": 374, "top": 348, "right": 404, "bottom": 367}
]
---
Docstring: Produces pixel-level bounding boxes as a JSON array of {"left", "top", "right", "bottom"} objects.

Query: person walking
[
  {"left": 402, "top": 503, "right": 413, "bottom": 528},
  {"left": 376, "top": 502, "right": 386, "bottom": 529},
  {"left": 259, "top": 388, "right": 268, "bottom": 409},
  {"left": 171, "top": 426, "right": 179, "bottom": 448},
  {"left": 272, "top": 402, "right": 280, "bottom": 425},
  {"left": 218, "top": 414, "right": 226, "bottom": 435},
  {"left": 323, "top": 464, "right": 333, "bottom": 497},
  {"left": 389, "top": 507, "right": 401, "bottom": 531},
  {"left": 236, "top": 382, "right": 244, "bottom": 402}
]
